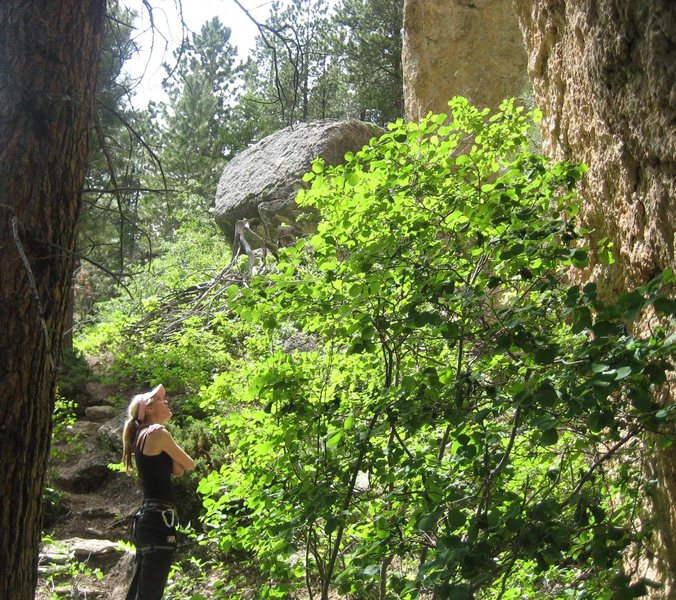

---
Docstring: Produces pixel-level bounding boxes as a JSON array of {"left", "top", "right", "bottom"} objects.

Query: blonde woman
[{"left": 121, "top": 384, "right": 195, "bottom": 600}]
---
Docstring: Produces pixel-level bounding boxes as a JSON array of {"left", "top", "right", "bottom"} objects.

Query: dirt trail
[{"left": 37, "top": 382, "right": 140, "bottom": 599}]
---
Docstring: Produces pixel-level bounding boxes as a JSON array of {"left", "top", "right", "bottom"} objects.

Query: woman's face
[{"left": 149, "top": 395, "right": 173, "bottom": 423}]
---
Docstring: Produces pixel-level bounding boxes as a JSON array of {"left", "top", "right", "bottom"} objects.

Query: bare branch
[
  {"left": 565, "top": 428, "right": 640, "bottom": 504},
  {"left": 11, "top": 216, "right": 55, "bottom": 372}
]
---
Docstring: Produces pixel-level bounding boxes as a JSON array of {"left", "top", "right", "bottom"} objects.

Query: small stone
[{"left": 85, "top": 405, "right": 116, "bottom": 421}]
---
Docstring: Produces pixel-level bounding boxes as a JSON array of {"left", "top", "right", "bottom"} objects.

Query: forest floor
[{"left": 36, "top": 379, "right": 144, "bottom": 599}]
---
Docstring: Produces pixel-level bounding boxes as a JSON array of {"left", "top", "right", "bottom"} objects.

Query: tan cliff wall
[
  {"left": 512, "top": 0, "right": 675, "bottom": 297},
  {"left": 511, "top": 3, "right": 675, "bottom": 596},
  {"left": 402, "top": 0, "right": 675, "bottom": 596},
  {"left": 402, "top": 0, "right": 528, "bottom": 120}
]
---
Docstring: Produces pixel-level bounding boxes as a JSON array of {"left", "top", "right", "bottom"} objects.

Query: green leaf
[
  {"left": 615, "top": 365, "right": 632, "bottom": 380},
  {"left": 569, "top": 248, "right": 588, "bottom": 267},
  {"left": 537, "top": 384, "right": 559, "bottom": 407},
  {"left": 446, "top": 508, "right": 466, "bottom": 529},
  {"left": 629, "top": 385, "right": 652, "bottom": 412},
  {"left": 417, "top": 512, "right": 439, "bottom": 531},
  {"left": 589, "top": 411, "right": 613, "bottom": 432},
  {"left": 534, "top": 346, "right": 558, "bottom": 365},
  {"left": 572, "top": 306, "right": 593, "bottom": 333},
  {"left": 565, "top": 285, "right": 581, "bottom": 307},
  {"left": 324, "top": 516, "right": 339, "bottom": 535},
  {"left": 540, "top": 428, "right": 559, "bottom": 446},
  {"left": 656, "top": 409, "right": 670, "bottom": 420},
  {"left": 616, "top": 290, "right": 644, "bottom": 321},
  {"left": 326, "top": 429, "right": 344, "bottom": 448},
  {"left": 592, "top": 319, "right": 622, "bottom": 337},
  {"left": 445, "top": 584, "right": 471, "bottom": 600},
  {"left": 652, "top": 295, "right": 676, "bottom": 316}
]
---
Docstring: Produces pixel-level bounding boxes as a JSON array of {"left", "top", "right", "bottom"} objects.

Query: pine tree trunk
[{"left": 0, "top": 2, "right": 106, "bottom": 598}]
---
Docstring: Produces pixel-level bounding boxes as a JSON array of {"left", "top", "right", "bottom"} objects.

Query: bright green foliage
[
  {"left": 197, "top": 98, "right": 674, "bottom": 598},
  {"left": 75, "top": 209, "right": 240, "bottom": 401}
]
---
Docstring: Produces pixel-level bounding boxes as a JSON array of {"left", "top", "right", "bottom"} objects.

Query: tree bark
[{"left": 0, "top": 2, "right": 106, "bottom": 598}]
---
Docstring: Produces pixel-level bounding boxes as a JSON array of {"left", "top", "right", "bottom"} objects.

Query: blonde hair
[{"left": 121, "top": 393, "right": 156, "bottom": 473}]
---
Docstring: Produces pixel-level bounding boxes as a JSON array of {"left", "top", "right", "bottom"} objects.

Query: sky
[{"left": 121, "top": 0, "right": 276, "bottom": 107}]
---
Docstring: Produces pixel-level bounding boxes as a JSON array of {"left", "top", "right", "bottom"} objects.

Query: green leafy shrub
[
  {"left": 56, "top": 348, "right": 96, "bottom": 406},
  {"left": 75, "top": 211, "right": 238, "bottom": 395},
  {"left": 197, "top": 98, "right": 674, "bottom": 598}
]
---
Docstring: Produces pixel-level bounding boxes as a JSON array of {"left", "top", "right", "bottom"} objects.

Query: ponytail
[
  {"left": 121, "top": 394, "right": 150, "bottom": 473},
  {"left": 121, "top": 418, "right": 139, "bottom": 473}
]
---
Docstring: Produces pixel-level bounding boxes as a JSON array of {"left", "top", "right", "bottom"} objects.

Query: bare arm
[{"left": 143, "top": 426, "right": 196, "bottom": 472}]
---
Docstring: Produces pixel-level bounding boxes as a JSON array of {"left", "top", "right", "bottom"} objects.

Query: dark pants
[{"left": 125, "top": 505, "right": 177, "bottom": 600}]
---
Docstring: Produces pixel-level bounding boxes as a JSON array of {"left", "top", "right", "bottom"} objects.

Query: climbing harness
[
  {"left": 141, "top": 498, "right": 177, "bottom": 528},
  {"left": 131, "top": 498, "right": 178, "bottom": 553}
]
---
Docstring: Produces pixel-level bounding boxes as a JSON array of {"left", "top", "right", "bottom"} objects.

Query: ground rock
[
  {"left": 84, "top": 381, "right": 119, "bottom": 406},
  {"left": 44, "top": 537, "right": 121, "bottom": 560},
  {"left": 98, "top": 414, "right": 126, "bottom": 453},
  {"left": 68, "top": 420, "right": 101, "bottom": 438},
  {"left": 53, "top": 455, "right": 113, "bottom": 493},
  {"left": 85, "top": 405, "right": 116, "bottom": 421},
  {"left": 402, "top": 0, "right": 528, "bottom": 120}
]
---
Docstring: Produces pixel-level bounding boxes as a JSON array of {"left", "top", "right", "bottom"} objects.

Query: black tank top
[{"left": 135, "top": 432, "right": 174, "bottom": 503}]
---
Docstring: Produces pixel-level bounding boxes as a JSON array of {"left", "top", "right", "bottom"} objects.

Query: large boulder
[
  {"left": 53, "top": 454, "right": 114, "bottom": 493},
  {"left": 214, "top": 119, "right": 380, "bottom": 245}
]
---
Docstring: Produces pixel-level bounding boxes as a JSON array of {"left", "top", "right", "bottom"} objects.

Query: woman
[{"left": 121, "top": 383, "right": 195, "bottom": 600}]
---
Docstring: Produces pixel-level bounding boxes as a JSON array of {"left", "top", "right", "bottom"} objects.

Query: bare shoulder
[{"left": 142, "top": 425, "right": 175, "bottom": 453}]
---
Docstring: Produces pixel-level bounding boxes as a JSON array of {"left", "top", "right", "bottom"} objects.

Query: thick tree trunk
[{"left": 0, "top": 2, "right": 106, "bottom": 598}]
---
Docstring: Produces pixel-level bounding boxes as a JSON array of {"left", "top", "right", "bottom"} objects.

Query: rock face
[
  {"left": 512, "top": 0, "right": 675, "bottom": 297},
  {"left": 402, "top": 0, "right": 528, "bottom": 120},
  {"left": 511, "top": 2, "right": 675, "bottom": 596},
  {"left": 214, "top": 119, "right": 379, "bottom": 245},
  {"left": 402, "top": 0, "right": 674, "bottom": 595}
]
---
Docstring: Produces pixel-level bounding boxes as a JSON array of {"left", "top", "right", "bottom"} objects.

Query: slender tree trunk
[{"left": 0, "top": 2, "right": 106, "bottom": 598}]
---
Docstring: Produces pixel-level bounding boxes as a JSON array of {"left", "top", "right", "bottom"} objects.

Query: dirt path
[{"left": 37, "top": 383, "right": 140, "bottom": 599}]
